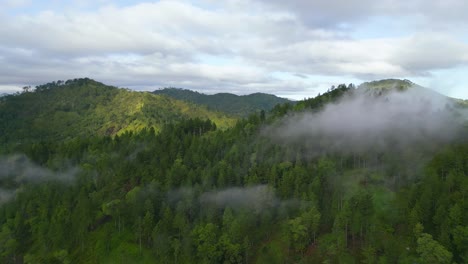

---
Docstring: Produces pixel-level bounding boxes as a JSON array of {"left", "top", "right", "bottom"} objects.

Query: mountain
[
  {"left": 152, "top": 88, "right": 291, "bottom": 116},
  {"left": 1, "top": 78, "right": 468, "bottom": 263},
  {"left": 0, "top": 78, "right": 236, "bottom": 146}
]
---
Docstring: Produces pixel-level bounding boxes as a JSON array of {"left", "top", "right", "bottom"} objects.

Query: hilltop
[
  {"left": 358, "top": 78, "right": 414, "bottom": 91},
  {"left": 152, "top": 88, "right": 291, "bottom": 116},
  {"left": 358, "top": 79, "right": 468, "bottom": 109},
  {"left": 0, "top": 78, "right": 236, "bottom": 146}
]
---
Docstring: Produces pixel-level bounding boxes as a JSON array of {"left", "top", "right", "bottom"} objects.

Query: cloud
[
  {"left": 253, "top": 0, "right": 468, "bottom": 28},
  {"left": 200, "top": 185, "right": 279, "bottom": 213},
  {"left": 0, "top": 189, "right": 15, "bottom": 205},
  {"left": 391, "top": 34, "right": 468, "bottom": 74},
  {"left": 253, "top": 0, "right": 383, "bottom": 28},
  {"left": 167, "top": 187, "right": 194, "bottom": 204},
  {"left": 0, "top": 44, "right": 319, "bottom": 95},
  {"left": 1, "top": 0, "right": 31, "bottom": 9},
  {"left": 0, "top": 0, "right": 318, "bottom": 93},
  {"left": 0, "top": 154, "right": 78, "bottom": 183},
  {"left": 0, "top": 154, "right": 79, "bottom": 203},
  {"left": 0, "top": 85, "right": 22, "bottom": 94},
  {"left": 1, "top": 0, "right": 468, "bottom": 98},
  {"left": 265, "top": 85, "right": 466, "bottom": 156},
  {"left": 242, "top": 34, "right": 468, "bottom": 80}
]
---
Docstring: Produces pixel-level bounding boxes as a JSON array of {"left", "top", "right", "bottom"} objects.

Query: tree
[
  {"left": 0, "top": 224, "right": 19, "bottom": 263},
  {"left": 288, "top": 217, "right": 308, "bottom": 252},
  {"left": 452, "top": 225, "right": 468, "bottom": 263},
  {"left": 22, "top": 86, "right": 31, "bottom": 93},
  {"left": 416, "top": 233, "right": 452, "bottom": 264},
  {"left": 414, "top": 223, "right": 452, "bottom": 264},
  {"left": 302, "top": 205, "right": 321, "bottom": 244},
  {"left": 192, "top": 223, "right": 221, "bottom": 263}
]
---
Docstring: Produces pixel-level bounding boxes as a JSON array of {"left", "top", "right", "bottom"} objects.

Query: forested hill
[
  {"left": 358, "top": 78, "right": 415, "bottom": 91},
  {"left": 358, "top": 79, "right": 468, "bottom": 107},
  {"left": 1, "top": 79, "right": 468, "bottom": 263},
  {"left": 152, "top": 88, "right": 291, "bottom": 116},
  {"left": 0, "top": 78, "right": 236, "bottom": 146}
]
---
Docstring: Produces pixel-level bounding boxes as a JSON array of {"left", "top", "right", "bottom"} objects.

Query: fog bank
[{"left": 266, "top": 86, "right": 467, "bottom": 155}]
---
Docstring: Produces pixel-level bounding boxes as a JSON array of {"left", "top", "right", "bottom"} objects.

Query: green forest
[
  {"left": 152, "top": 88, "right": 291, "bottom": 117},
  {"left": 1, "top": 79, "right": 468, "bottom": 263}
]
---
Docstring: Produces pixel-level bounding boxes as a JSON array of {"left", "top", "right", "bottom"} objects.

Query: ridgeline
[{"left": 153, "top": 87, "right": 291, "bottom": 116}]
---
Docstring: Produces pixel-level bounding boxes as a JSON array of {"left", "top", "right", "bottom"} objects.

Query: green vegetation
[
  {"left": 153, "top": 88, "right": 291, "bottom": 116},
  {"left": 0, "top": 79, "right": 467, "bottom": 263},
  {"left": 359, "top": 79, "right": 414, "bottom": 91},
  {"left": 0, "top": 78, "right": 236, "bottom": 147}
]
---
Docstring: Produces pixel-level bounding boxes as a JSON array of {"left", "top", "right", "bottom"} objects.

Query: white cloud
[
  {"left": 266, "top": 85, "right": 464, "bottom": 156},
  {"left": 391, "top": 34, "right": 468, "bottom": 73},
  {"left": 0, "top": 85, "right": 21, "bottom": 94},
  {"left": 253, "top": 0, "right": 468, "bottom": 28},
  {"left": 1, "top": 0, "right": 31, "bottom": 8},
  {"left": 0, "top": 0, "right": 467, "bottom": 98}
]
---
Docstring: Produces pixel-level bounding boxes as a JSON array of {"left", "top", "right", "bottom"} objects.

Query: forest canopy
[{"left": 0, "top": 79, "right": 467, "bottom": 263}]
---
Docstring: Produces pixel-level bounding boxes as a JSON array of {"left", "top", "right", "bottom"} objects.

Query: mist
[
  {"left": 266, "top": 85, "right": 467, "bottom": 156},
  {"left": 0, "top": 154, "right": 79, "bottom": 203},
  {"left": 200, "top": 185, "right": 280, "bottom": 213},
  {"left": 0, "top": 189, "right": 15, "bottom": 205}
]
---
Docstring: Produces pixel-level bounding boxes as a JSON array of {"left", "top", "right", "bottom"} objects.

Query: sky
[{"left": 1, "top": 0, "right": 468, "bottom": 99}]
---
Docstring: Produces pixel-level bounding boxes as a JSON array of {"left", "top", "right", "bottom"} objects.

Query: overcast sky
[{"left": 1, "top": 0, "right": 468, "bottom": 99}]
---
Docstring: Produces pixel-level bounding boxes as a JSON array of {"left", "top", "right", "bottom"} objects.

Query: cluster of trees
[{"left": 0, "top": 81, "right": 467, "bottom": 263}]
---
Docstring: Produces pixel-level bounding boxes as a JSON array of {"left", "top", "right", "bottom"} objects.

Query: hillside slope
[
  {"left": 152, "top": 88, "right": 291, "bottom": 116},
  {"left": 0, "top": 78, "right": 236, "bottom": 145},
  {"left": 1, "top": 79, "right": 468, "bottom": 263}
]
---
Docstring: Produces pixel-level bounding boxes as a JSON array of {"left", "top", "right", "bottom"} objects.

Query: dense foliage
[
  {"left": 153, "top": 88, "right": 291, "bottom": 116},
  {"left": 358, "top": 79, "right": 414, "bottom": 91},
  {"left": 0, "top": 80, "right": 467, "bottom": 263},
  {"left": 0, "top": 78, "right": 236, "bottom": 148}
]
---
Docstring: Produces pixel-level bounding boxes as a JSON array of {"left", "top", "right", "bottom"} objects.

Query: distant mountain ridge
[
  {"left": 152, "top": 88, "right": 291, "bottom": 116},
  {"left": 0, "top": 78, "right": 236, "bottom": 146}
]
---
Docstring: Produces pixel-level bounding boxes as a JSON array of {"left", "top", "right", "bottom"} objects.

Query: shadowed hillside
[{"left": 152, "top": 88, "right": 291, "bottom": 116}]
